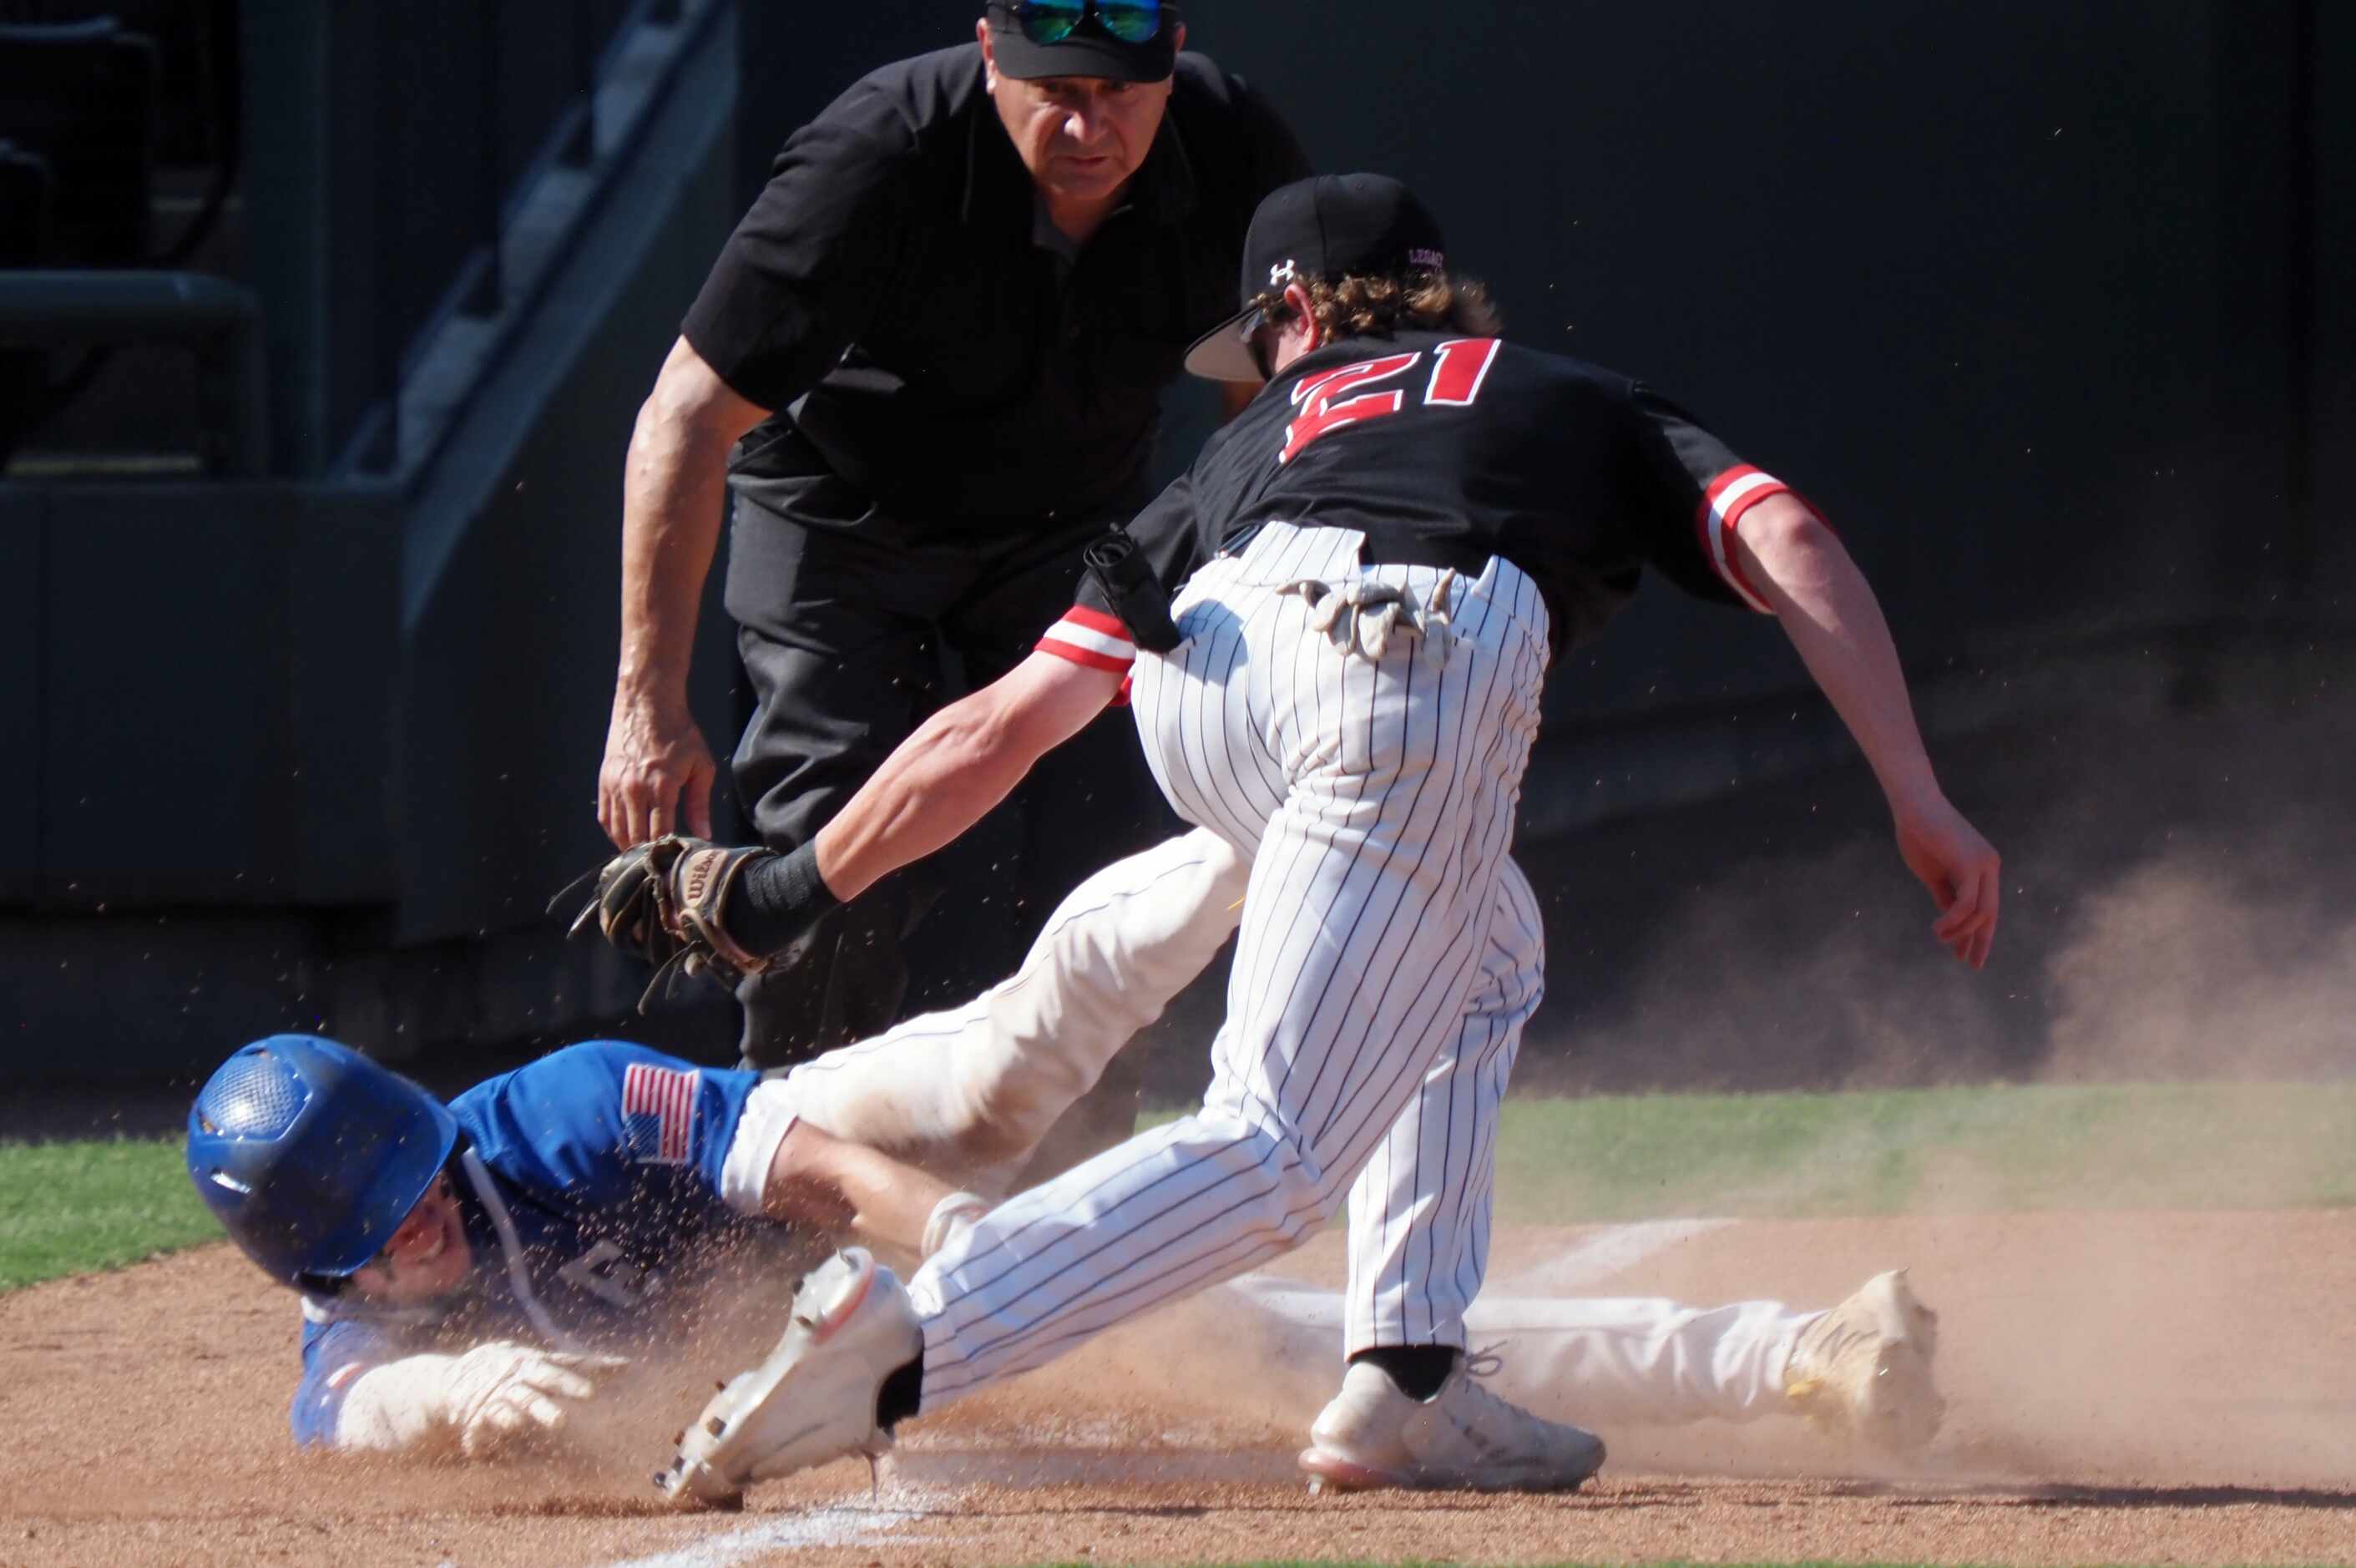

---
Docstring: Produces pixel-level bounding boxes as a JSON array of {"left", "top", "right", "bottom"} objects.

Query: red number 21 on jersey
[{"left": 1279, "top": 338, "right": 1502, "bottom": 465}]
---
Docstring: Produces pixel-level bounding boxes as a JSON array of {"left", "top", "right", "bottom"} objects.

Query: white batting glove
[
  {"left": 336, "top": 1342, "right": 609, "bottom": 1457},
  {"left": 920, "top": 1191, "right": 991, "bottom": 1260},
  {"left": 447, "top": 1343, "right": 608, "bottom": 1458}
]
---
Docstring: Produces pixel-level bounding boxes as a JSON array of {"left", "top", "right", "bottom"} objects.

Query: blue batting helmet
[{"left": 185, "top": 1034, "right": 458, "bottom": 1287}]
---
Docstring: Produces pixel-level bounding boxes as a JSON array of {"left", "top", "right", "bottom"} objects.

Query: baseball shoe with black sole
[
  {"left": 657, "top": 1247, "right": 923, "bottom": 1509},
  {"left": 1298, "top": 1350, "right": 1607, "bottom": 1493},
  {"left": 1783, "top": 1267, "right": 1944, "bottom": 1451}
]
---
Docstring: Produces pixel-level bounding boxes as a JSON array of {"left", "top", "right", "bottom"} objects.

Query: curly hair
[{"left": 1251, "top": 268, "right": 1504, "bottom": 343}]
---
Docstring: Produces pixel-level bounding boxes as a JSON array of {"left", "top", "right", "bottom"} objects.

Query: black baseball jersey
[{"left": 1037, "top": 331, "right": 1792, "bottom": 674}]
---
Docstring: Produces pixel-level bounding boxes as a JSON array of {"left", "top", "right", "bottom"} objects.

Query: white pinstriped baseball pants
[{"left": 909, "top": 524, "right": 1550, "bottom": 1409}]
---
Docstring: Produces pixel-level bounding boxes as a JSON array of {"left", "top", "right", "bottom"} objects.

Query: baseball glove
[{"left": 559, "top": 836, "right": 774, "bottom": 1009}]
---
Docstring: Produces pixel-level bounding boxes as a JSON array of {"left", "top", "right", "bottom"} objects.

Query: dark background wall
[
  {"left": 742, "top": 3, "right": 2345, "bottom": 706},
  {"left": 3, "top": 0, "right": 2346, "bottom": 1100},
  {"left": 740, "top": 1, "right": 2355, "bottom": 1100}
]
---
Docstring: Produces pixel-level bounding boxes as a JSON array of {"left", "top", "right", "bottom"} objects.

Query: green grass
[
  {"left": 9, "top": 1080, "right": 2353, "bottom": 1296},
  {"left": 0, "top": 1137, "right": 223, "bottom": 1293},
  {"left": 1491, "top": 1080, "right": 2356, "bottom": 1223},
  {"left": 1149, "top": 1079, "right": 2356, "bottom": 1227}
]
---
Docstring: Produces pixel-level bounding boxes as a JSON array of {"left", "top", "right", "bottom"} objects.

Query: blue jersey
[{"left": 292, "top": 1042, "right": 768, "bottom": 1445}]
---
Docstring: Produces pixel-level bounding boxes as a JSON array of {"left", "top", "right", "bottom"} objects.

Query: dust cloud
[
  {"left": 2041, "top": 830, "right": 2356, "bottom": 1083},
  {"left": 1471, "top": 734, "right": 2356, "bottom": 1490}
]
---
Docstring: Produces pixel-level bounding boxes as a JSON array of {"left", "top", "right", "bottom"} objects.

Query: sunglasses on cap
[
  {"left": 1235, "top": 306, "right": 1275, "bottom": 380},
  {"left": 1000, "top": 0, "right": 1173, "bottom": 47}
]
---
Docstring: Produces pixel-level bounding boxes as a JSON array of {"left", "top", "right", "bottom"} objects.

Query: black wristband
[
  {"left": 736, "top": 840, "right": 842, "bottom": 956},
  {"left": 778, "top": 839, "right": 840, "bottom": 915}
]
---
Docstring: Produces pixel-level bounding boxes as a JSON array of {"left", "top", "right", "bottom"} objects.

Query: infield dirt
[{"left": 3, "top": 1209, "right": 2349, "bottom": 1567}]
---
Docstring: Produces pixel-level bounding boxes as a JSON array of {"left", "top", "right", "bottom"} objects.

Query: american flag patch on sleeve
[{"left": 622, "top": 1062, "right": 699, "bottom": 1166}]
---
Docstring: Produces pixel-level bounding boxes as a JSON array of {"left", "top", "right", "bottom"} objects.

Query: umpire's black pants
[{"left": 723, "top": 468, "right": 1173, "bottom": 1166}]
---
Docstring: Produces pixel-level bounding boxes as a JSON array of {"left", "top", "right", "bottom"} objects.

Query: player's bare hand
[
  {"left": 1891, "top": 794, "right": 2000, "bottom": 969},
  {"left": 600, "top": 692, "right": 716, "bottom": 849}
]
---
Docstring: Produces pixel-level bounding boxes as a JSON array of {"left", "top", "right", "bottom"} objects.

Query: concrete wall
[
  {"left": 0, "top": 484, "right": 398, "bottom": 909},
  {"left": 0, "top": 483, "right": 400, "bottom": 1085}
]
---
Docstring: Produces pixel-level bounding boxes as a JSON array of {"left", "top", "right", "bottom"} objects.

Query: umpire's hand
[{"left": 600, "top": 691, "right": 717, "bottom": 848}]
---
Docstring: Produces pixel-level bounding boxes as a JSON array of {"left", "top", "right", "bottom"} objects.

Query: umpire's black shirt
[{"left": 682, "top": 44, "right": 1309, "bottom": 529}]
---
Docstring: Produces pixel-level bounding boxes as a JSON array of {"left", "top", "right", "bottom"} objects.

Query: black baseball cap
[
  {"left": 984, "top": 2, "right": 1181, "bottom": 84},
  {"left": 1182, "top": 173, "right": 1449, "bottom": 382}
]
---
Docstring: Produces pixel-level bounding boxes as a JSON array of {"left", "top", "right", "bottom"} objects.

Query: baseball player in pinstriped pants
[
  {"left": 629, "top": 173, "right": 2000, "bottom": 1505},
  {"left": 892, "top": 534, "right": 1554, "bottom": 1446},
  {"left": 1128, "top": 529, "right": 1550, "bottom": 1374}
]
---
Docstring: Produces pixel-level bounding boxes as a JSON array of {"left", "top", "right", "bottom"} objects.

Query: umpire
[{"left": 598, "top": 3, "right": 1308, "bottom": 1091}]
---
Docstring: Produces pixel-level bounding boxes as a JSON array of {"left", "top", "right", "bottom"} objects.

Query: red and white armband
[
  {"left": 1035, "top": 605, "right": 1138, "bottom": 674},
  {"left": 1696, "top": 464, "right": 1792, "bottom": 615}
]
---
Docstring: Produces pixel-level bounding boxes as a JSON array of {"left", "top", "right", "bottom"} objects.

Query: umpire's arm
[
  {"left": 600, "top": 338, "right": 772, "bottom": 848},
  {"left": 811, "top": 653, "right": 1126, "bottom": 901}
]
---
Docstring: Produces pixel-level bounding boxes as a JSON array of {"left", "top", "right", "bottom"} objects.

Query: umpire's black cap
[
  {"left": 984, "top": 1, "right": 1181, "bottom": 84},
  {"left": 1183, "top": 173, "right": 1450, "bottom": 382}
]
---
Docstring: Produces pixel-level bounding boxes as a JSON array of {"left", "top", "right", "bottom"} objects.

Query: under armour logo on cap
[{"left": 1186, "top": 175, "right": 1453, "bottom": 382}]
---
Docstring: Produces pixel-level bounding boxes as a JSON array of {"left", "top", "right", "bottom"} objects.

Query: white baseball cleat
[
  {"left": 1297, "top": 1350, "right": 1607, "bottom": 1494},
  {"left": 1783, "top": 1267, "right": 1945, "bottom": 1451},
  {"left": 656, "top": 1247, "right": 923, "bottom": 1509}
]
